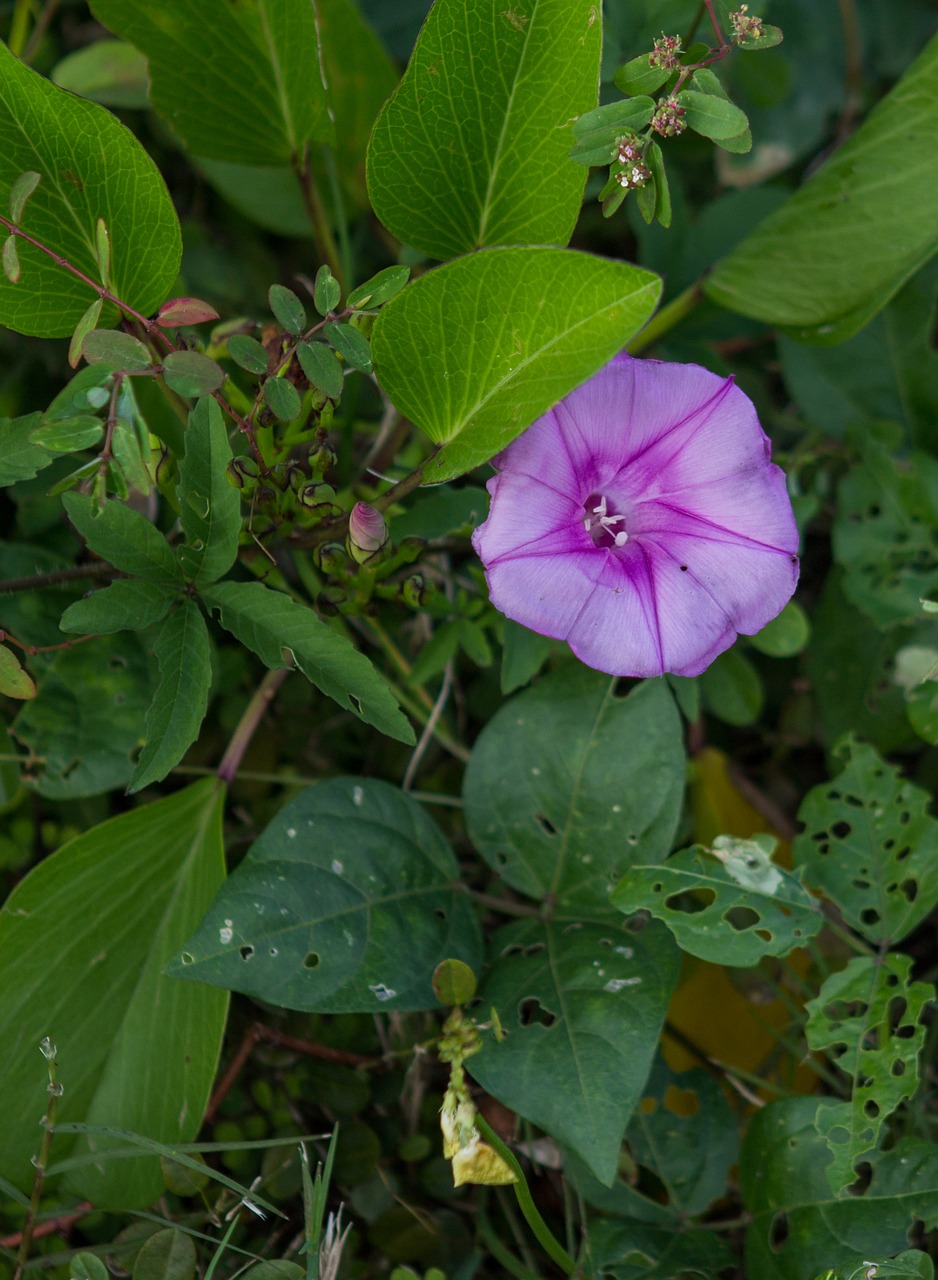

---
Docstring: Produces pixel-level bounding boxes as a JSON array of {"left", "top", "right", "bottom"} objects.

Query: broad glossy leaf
[
  {"left": 805, "top": 955, "right": 933, "bottom": 1195},
  {"left": 0, "top": 780, "right": 227, "bottom": 1207},
  {"left": 176, "top": 397, "right": 241, "bottom": 586},
  {"left": 742, "top": 1099, "right": 938, "bottom": 1280},
  {"left": 170, "top": 778, "right": 481, "bottom": 1012},
  {"left": 367, "top": 0, "right": 600, "bottom": 259},
  {"left": 705, "top": 35, "right": 938, "bottom": 340},
  {"left": 793, "top": 739, "right": 938, "bottom": 945},
  {"left": 0, "top": 412, "right": 50, "bottom": 486},
  {"left": 130, "top": 601, "right": 213, "bottom": 792},
  {"left": 587, "top": 1218, "right": 736, "bottom": 1280},
  {"left": 64, "top": 492, "right": 182, "bottom": 583},
  {"left": 464, "top": 669, "right": 684, "bottom": 909},
  {"left": 372, "top": 247, "right": 661, "bottom": 482},
  {"left": 469, "top": 917, "right": 678, "bottom": 1185},
  {"left": 202, "top": 580, "right": 413, "bottom": 743},
  {"left": 59, "top": 579, "right": 177, "bottom": 635},
  {"left": 11, "top": 633, "right": 152, "bottom": 798},
  {"left": 612, "top": 834, "right": 822, "bottom": 964},
  {"left": 89, "top": 0, "right": 333, "bottom": 165},
  {"left": 815, "top": 1252, "right": 933, "bottom": 1280},
  {"left": 0, "top": 40, "right": 180, "bottom": 338}
]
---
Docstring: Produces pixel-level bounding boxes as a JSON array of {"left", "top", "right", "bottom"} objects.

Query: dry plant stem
[
  {"left": 628, "top": 281, "right": 704, "bottom": 355},
  {"left": 20, "top": 0, "right": 59, "bottom": 63},
  {"left": 216, "top": 667, "right": 290, "bottom": 785},
  {"left": 402, "top": 658, "right": 455, "bottom": 790},
  {"left": 0, "top": 628, "right": 99, "bottom": 657},
  {"left": 13, "top": 1050, "right": 60, "bottom": 1280}
]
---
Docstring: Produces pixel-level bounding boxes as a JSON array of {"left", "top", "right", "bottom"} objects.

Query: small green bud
[
  {"left": 307, "top": 440, "right": 337, "bottom": 475},
  {"left": 314, "top": 542, "right": 347, "bottom": 573},
  {"left": 401, "top": 573, "right": 432, "bottom": 609},
  {"left": 397, "top": 536, "right": 426, "bottom": 564},
  {"left": 226, "top": 456, "right": 260, "bottom": 490}
]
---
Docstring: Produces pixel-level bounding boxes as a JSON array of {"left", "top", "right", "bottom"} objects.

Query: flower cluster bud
[
  {"left": 649, "top": 33, "right": 681, "bottom": 70},
  {"left": 730, "top": 4, "right": 764, "bottom": 41},
  {"left": 616, "top": 134, "right": 643, "bottom": 165},
  {"left": 307, "top": 437, "right": 336, "bottom": 476},
  {"left": 651, "top": 96, "right": 686, "bottom": 137},
  {"left": 616, "top": 161, "right": 651, "bottom": 189},
  {"left": 348, "top": 501, "right": 389, "bottom": 565}
]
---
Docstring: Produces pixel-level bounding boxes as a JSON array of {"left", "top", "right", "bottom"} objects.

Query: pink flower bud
[{"left": 348, "top": 502, "right": 388, "bottom": 563}]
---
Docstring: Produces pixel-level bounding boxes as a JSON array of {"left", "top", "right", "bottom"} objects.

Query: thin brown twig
[
  {"left": 0, "top": 562, "right": 120, "bottom": 593},
  {"left": 0, "top": 1203, "right": 91, "bottom": 1250}
]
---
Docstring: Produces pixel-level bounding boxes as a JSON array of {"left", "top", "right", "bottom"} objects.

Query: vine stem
[
  {"left": 12, "top": 1042, "right": 61, "bottom": 1280},
  {"left": 475, "top": 1117, "right": 577, "bottom": 1276},
  {"left": 628, "top": 282, "right": 704, "bottom": 354},
  {"left": 294, "top": 146, "right": 346, "bottom": 294},
  {"left": 216, "top": 667, "right": 289, "bottom": 785}
]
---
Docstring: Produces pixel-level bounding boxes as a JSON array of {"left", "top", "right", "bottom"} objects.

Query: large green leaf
[
  {"left": 59, "top": 579, "right": 177, "bottom": 636},
  {"left": 130, "top": 600, "right": 213, "bottom": 792},
  {"left": 463, "top": 669, "right": 684, "bottom": 910},
  {"left": 64, "top": 491, "right": 182, "bottom": 584},
  {"left": 468, "top": 916, "right": 678, "bottom": 1185},
  {"left": 89, "top": 0, "right": 333, "bottom": 164},
  {"left": 793, "top": 739, "right": 938, "bottom": 945},
  {"left": 176, "top": 397, "right": 241, "bottom": 587},
  {"left": 586, "top": 1219, "right": 736, "bottom": 1280},
  {"left": 815, "top": 1252, "right": 933, "bottom": 1280},
  {"left": 742, "top": 1100, "right": 938, "bottom": 1280},
  {"left": 0, "top": 780, "right": 228, "bottom": 1207},
  {"left": 0, "top": 413, "right": 50, "bottom": 486},
  {"left": 169, "top": 778, "right": 481, "bottom": 1012},
  {"left": 0, "top": 40, "right": 180, "bottom": 338},
  {"left": 202, "top": 580, "right": 413, "bottom": 744},
  {"left": 612, "top": 834, "right": 823, "bottom": 964},
  {"left": 371, "top": 247, "right": 661, "bottom": 482},
  {"left": 805, "top": 955, "right": 933, "bottom": 1196},
  {"left": 705, "top": 34, "right": 938, "bottom": 342},
  {"left": 11, "top": 633, "right": 152, "bottom": 798},
  {"left": 366, "top": 0, "right": 600, "bottom": 259}
]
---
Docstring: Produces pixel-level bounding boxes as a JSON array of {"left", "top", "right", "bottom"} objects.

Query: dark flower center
[{"left": 583, "top": 493, "right": 630, "bottom": 549}]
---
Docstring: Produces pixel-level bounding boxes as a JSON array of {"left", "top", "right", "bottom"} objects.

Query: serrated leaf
[
  {"left": 162, "top": 351, "right": 226, "bottom": 398},
  {"left": 0, "top": 645, "right": 36, "bottom": 700},
  {"left": 346, "top": 265, "right": 409, "bottom": 309},
  {"left": 705, "top": 36, "right": 938, "bottom": 340},
  {"left": 793, "top": 739, "right": 938, "bottom": 945},
  {"left": 201, "top": 580, "right": 413, "bottom": 744},
  {"left": 0, "top": 780, "right": 227, "bottom": 1207},
  {"left": 367, "top": 0, "right": 601, "bottom": 259},
  {"left": 9, "top": 169, "right": 41, "bottom": 222},
  {"left": 805, "top": 955, "right": 933, "bottom": 1196},
  {"left": 296, "top": 340, "right": 343, "bottom": 400},
  {"left": 64, "top": 492, "right": 182, "bottom": 583},
  {"left": 372, "top": 246, "right": 661, "bottom": 483},
  {"left": 464, "top": 670, "right": 684, "bottom": 910},
  {"left": 82, "top": 329, "right": 152, "bottom": 371},
  {"left": 677, "top": 89, "right": 749, "bottom": 140},
  {"left": 324, "top": 321, "right": 372, "bottom": 373},
  {"left": 110, "top": 417, "right": 151, "bottom": 496},
  {"left": 269, "top": 283, "right": 306, "bottom": 336},
  {"left": 89, "top": 0, "right": 333, "bottom": 165},
  {"left": 59, "top": 579, "right": 176, "bottom": 635},
  {"left": 130, "top": 601, "right": 212, "bottom": 791},
  {"left": 468, "top": 917, "right": 679, "bottom": 1185},
  {"left": 227, "top": 333, "right": 269, "bottom": 375},
  {"left": 0, "top": 41, "right": 180, "bottom": 338},
  {"left": 169, "top": 778, "right": 481, "bottom": 1012},
  {"left": 613, "top": 835, "right": 822, "bottom": 963},
  {"left": 175, "top": 397, "right": 240, "bottom": 586}
]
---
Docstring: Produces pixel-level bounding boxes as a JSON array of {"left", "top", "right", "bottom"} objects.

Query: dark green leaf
[
  {"left": 202, "top": 580, "right": 413, "bottom": 744},
  {"left": 586, "top": 1218, "right": 736, "bottom": 1280},
  {"left": 227, "top": 333, "right": 269, "bottom": 375},
  {"left": 170, "top": 778, "right": 481, "bottom": 1012},
  {"left": 269, "top": 284, "right": 306, "bottom": 336},
  {"left": 130, "top": 601, "right": 212, "bottom": 791},
  {"left": 0, "top": 412, "right": 52, "bottom": 486},
  {"left": 805, "top": 954, "right": 933, "bottom": 1195},
  {"left": 469, "top": 917, "right": 679, "bottom": 1185},
  {"left": 59, "top": 579, "right": 176, "bottom": 635},
  {"left": 499, "top": 621, "right": 555, "bottom": 695},
  {"left": 815, "top": 1253, "right": 933, "bottom": 1280},
  {"left": 162, "top": 351, "right": 226, "bottom": 398},
  {"left": 749, "top": 601, "right": 811, "bottom": 657},
  {"left": 176, "top": 397, "right": 241, "bottom": 587},
  {"left": 613, "top": 834, "right": 823, "bottom": 964},
  {"left": 372, "top": 247, "right": 661, "bottom": 482},
  {"left": 64, "top": 492, "right": 181, "bottom": 583},
  {"left": 367, "top": 0, "right": 601, "bottom": 258},
  {"left": 699, "top": 647, "right": 764, "bottom": 726},
  {"left": 89, "top": 0, "right": 334, "bottom": 165},
  {"left": 677, "top": 89, "right": 749, "bottom": 140},
  {"left": 324, "top": 321, "right": 372, "bottom": 374},
  {"left": 906, "top": 676, "right": 938, "bottom": 744},
  {"left": 0, "top": 41, "right": 180, "bottom": 338},
  {"left": 346, "top": 266, "right": 410, "bottom": 309},
  {"left": 313, "top": 265, "right": 341, "bottom": 316},
  {"left": 705, "top": 36, "right": 938, "bottom": 340},
  {"left": 0, "top": 780, "right": 227, "bottom": 1207},
  {"left": 29, "top": 415, "right": 103, "bottom": 453},
  {"left": 296, "top": 341, "right": 344, "bottom": 400},
  {"left": 391, "top": 486, "right": 487, "bottom": 541},
  {"left": 793, "top": 739, "right": 938, "bottom": 945},
  {"left": 614, "top": 54, "right": 670, "bottom": 97},
  {"left": 132, "top": 1229, "right": 196, "bottom": 1280},
  {"left": 464, "top": 670, "right": 684, "bottom": 910},
  {"left": 110, "top": 417, "right": 151, "bottom": 496},
  {"left": 646, "top": 141, "right": 671, "bottom": 227},
  {"left": 51, "top": 39, "right": 150, "bottom": 109},
  {"left": 264, "top": 376, "right": 303, "bottom": 421}
]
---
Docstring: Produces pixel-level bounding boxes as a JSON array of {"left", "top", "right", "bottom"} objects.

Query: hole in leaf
[
  {"left": 518, "top": 997, "right": 557, "bottom": 1028},
  {"left": 769, "top": 1212, "right": 789, "bottom": 1253},
  {"left": 863, "top": 1099, "right": 881, "bottom": 1118},
  {"left": 724, "top": 906, "right": 761, "bottom": 932},
  {"left": 664, "top": 889, "right": 715, "bottom": 915},
  {"left": 349, "top": 695, "right": 363, "bottom": 715},
  {"left": 756, "top": 929, "right": 772, "bottom": 942},
  {"left": 239, "top": 945, "right": 254, "bottom": 961},
  {"left": 896, "top": 846, "right": 912, "bottom": 861},
  {"left": 899, "top": 879, "right": 918, "bottom": 902},
  {"left": 180, "top": 952, "right": 194, "bottom": 966},
  {"left": 844, "top": 794, "right": 864, "bottom": 809},
  {"left": 852, "top": 879, "right": 870, "bottom": 890},
  {"left": 892, "top": 1059, "right": 907, "bottom": 1077},
  {"left": 522, "top": 943, "right": 545, "bottom": 956},
  {"left": 434, "top": 908, "right": 448, "bottom": 920},
  {"left": 846, "top": 1161, "right": 873, "bottom": 1195},
  {"left": 304, "top": 951, "right": 321, "bottom": 969},
  {"left": 534, "top": 813, "right": 557, "bottom": 837},
  {"left": 860, "top": 907, "right": 881, "bottom": 926},
  {"left": 831, "top": 820, "right": 852, "bottom": 839}
]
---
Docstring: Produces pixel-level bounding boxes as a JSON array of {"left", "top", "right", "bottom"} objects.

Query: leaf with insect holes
[
  {"left": 612, "top": 834, "right": 823, "bottom": 964},
  {"left": 805, "top": 954, "right": 934, "bottom": 1195}
]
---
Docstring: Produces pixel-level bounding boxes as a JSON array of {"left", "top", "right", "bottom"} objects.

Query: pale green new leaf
[
  {"left": 0, "top": 40, "right": 180, "bottom": 337},
  {"left": 367, "top": 0, "right": 601, "bottom": 259},
  {"left": 59, "top": 579, "right": 177, "bottom": 635},
  {"left": 372, "top": 247, "right": 661, "bottom": 482},
  {"left": 176, "top": 397, "right": 241, "bottom": 586},
  {"left": 202, "top": 580, "right": 413, "bottom": 744},
  {"left": 0, "top": 780, "right": 228, "bottom": 1207}
]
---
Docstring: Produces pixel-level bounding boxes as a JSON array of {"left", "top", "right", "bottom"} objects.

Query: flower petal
[
  {"left": 482, "top": 546, "right": 605, "bottom": 641},
  {"left": 471, "top": 471, "right": 586, "bottom": 567},
  {"left": 564, "top": 547, "right": 667, "bottom": 677}
]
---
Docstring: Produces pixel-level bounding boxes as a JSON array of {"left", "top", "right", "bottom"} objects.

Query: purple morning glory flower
[{"left": 472, "top": 353, "right": 799, "bottom": 678}]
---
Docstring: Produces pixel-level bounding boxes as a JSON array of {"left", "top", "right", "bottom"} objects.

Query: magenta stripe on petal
[{"left": 473, "top": 352, "right": 799, "bottom": 678}]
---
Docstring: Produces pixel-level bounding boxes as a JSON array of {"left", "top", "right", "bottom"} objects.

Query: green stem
[
  {"left": 475, "top": 1117, "right": 577, "bottom": 1276},
  {"left": 7, "top": 0, "right": 32, "bottom": 57},
  {"left": 13, "top": 1041, "right": 60, "bottom": 1280},
  {"left": 295, "top": 147, "right": 345, "bottom": 294},
  {"left": 823, "top": 915, "right": 876, "bottom": 957},
  {"left": 628, "top": 282, "right": 704, "bottom": 355},
  {"left": 322, "top": 145, "right": 353, "bottom": 293},
  {"left": 477, "top": 1211, "right": 545, "bottom": 1280}
]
